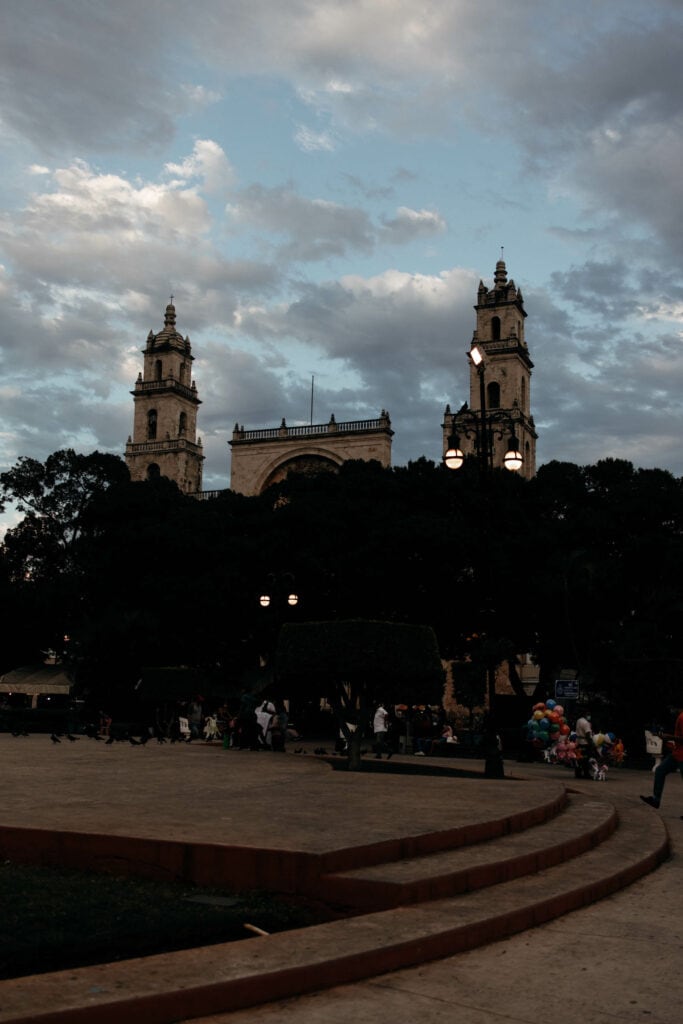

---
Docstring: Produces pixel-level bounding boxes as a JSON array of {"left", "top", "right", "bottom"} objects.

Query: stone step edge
[
  {"left": 0, "top": 786, "right": 568, "bottom": 896},
  {"left": 316, "top": 797, "right": 618, "bottom": 909},
  {"left": 0, "top": 809, "right": 669, "bottom": 1024}
]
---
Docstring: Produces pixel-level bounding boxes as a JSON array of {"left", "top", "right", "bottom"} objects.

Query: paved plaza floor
[{"left": 0, "top": 735, "right": 681, "bottom": 1023}]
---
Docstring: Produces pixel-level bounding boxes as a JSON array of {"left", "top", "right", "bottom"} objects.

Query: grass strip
[{"left": 0, "top": 860, "right": 334, "bottom": 980}]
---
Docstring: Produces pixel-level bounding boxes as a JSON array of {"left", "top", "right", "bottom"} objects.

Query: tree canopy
[
  {"left": 1, "top": 449, "right": 682, "bottom": 744},
  {"left": 276, "top": 618, "right": 444, "bottom": 768}
]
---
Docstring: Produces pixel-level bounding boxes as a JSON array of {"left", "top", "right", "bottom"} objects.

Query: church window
[
  {"left": 487, "top": 381, "right": 501, "bottom": 409},
  {"left": 491, "top": 316, "right": 501, "bottom": 340},
  {"left": 521, "top": 377, "right": 526, "bottom": 409},
  {"left": 147, "top": 409, "right": 157, "bottom": 439},
  {"left": 147, "top": 463, "right": 161, "bottom": 480},
  {"left": 179, "top": 412, "right": 187, "bottom": 436},
  {"left": 179, "top": 362, "right": 186, "bottom": 383},
  {"left": 154, "top": 359, "right": 162, "bottom": 381}
]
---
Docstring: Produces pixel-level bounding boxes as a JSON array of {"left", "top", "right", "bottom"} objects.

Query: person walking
[
  {"left": 574, "top": 711, "right": 595, "bottom": 780},
  {"left": 256, "top": 699, "right": 276, "bottom": 749},
  {"left": 373, "top": 703, "right": 392, "bottom": 760},
  {"left": 186, "top": 698, "right": 203, "bottom": 740},
  {"left": 269, "top": 701, "right": 288, "bottom": 752},
  {"left": 640, "top": 705, "right": 683, "bottom": 813}
]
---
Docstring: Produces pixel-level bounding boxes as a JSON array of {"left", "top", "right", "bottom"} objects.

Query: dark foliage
[{"left": 2, "top": 450, "right": 682, "bottom": 728}]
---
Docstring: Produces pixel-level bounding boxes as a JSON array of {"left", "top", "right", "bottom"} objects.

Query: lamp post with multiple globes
[
  {"left": 444, "top": 344, "right": 523, "bottom": 475},
  {"left": 443, "top": 344, "right": 522, "bottom": 779}
]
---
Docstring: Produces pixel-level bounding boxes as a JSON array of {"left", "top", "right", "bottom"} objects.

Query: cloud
[
  {"left": 0, "top": 0, "right": 178, "bottom": 154},
  {"left": 4, "top": 2, "right": 680, "bottom": 260},
  {"left": 227, "top": 185, "right": 446, "bottom": 262},
  {"left": 0, "top": 145, "right": 278, "bottom": 318},
  {"left": 380, "top": 207, "right": 446, "bottom": 245},
  {"left": 232, "top": 265, "right": 478, "bottom": 412},
  {"left": 165, "top": 139, "right": 236, "bottom": 195},
  {"left": 227, "top": 184, "right": 375, "bottom": 262},
  {"left": 294, "top": 125, "right": 337, "bottom": 152},
  {"left": 179, "top": 83, "right": 222, "bottom": 108}
]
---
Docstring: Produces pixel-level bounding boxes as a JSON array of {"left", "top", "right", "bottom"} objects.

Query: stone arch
[
  {"left": 487, "top": 381, "right": 501, "bottom": 409},
  {"left": 255, "top": 447, "right": 345, "bottom": 494}
]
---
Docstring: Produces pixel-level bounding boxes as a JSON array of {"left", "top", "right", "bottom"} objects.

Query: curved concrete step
[
  {"left": 317, "top": 795, "right": 618, "bottom": 909},
  {"left": 0, "top": 783, "right": 570, "bottom": 897},
  {"left": 0, "top": 805, "right": 668, "bottom": 1024}
]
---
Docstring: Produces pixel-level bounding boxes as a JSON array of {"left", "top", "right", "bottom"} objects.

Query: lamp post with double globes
[
  {"left": 258, "top": 574, "right": 299, "bottom": 611},
  {"left": 444, "top": 345, "right": 523, "bottom": 475},
  {"left": 443, "top": 344, "right": 522, "bottom": 779},
  {"left": 257, "top": 573, "right": 299, "bottom": 668}
]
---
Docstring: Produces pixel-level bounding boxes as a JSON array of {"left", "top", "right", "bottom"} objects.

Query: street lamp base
[{"left": 484, "top": 750, "right": 505, "bottom": 779}]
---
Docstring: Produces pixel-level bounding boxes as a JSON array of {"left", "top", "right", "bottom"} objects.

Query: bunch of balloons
[
  {"left": 592, "top": 731, "right": 626, "bottom": 765},
  {"left": 525, "top": 702, "right": 626, "bottom": 768},
  {"left": 525, "top": 699, "right": 571, "bottom": 751}
]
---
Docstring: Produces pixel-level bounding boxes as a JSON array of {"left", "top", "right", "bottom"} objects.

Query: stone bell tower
[
  {"left": 442, "top": 256, "right": 537, "bottom": 478},
  {"left": 125, "top": 300, "right": 204, "bottom": 493}
]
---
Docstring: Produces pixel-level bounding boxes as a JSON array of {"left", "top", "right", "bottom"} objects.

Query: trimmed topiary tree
[{"left": 276, "top": 619, "right": 444, "bottom": 770}]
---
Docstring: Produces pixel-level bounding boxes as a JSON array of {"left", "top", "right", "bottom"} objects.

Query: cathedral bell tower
[
  {"left": 125, "top": 300, "right": 204, "bottom": 493},
  {"left": 442, "top": 257, "right": 537, "bottom": 478}
]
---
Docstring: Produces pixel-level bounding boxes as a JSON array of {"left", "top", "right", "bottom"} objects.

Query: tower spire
[
  {"left": 494, "top": 250, "right": 507, "bottom": 288},
  {"left": 164, "top": 298, "right": 176, "bottom": 330}
]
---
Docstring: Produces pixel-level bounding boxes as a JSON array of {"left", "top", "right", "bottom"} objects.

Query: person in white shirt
[
  {"left": 373, "top": 704, "right": 392, "bottom": 760},
  {"left": 574, "top": 712, "right": 594, "bottom": 779},
  {"left": 256, "top": 700, "right": 275, "bottom": 749}
]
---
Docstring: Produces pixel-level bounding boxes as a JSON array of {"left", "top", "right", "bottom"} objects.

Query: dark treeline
[{"left": 2, "top": 450, "right": 682, "bottom": 737}]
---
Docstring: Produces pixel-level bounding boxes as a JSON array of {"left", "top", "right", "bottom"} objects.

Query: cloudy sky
[{"left": 1, "top": 0, "right": 682, "bottom": 525}]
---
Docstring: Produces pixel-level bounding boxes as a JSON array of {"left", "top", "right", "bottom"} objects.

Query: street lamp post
[
  {"left": 444, "top": 345, "right": 521, "bottom": 779},
  {"left": 472, "top": 344, "right": 489, "bottom": 472},
  {"left": 259, "top": 576, "right": 299, "bottom": 610},
  {"left": 257, "top": 573, "right": 299, "bottom": 665},
  {"left": 444, "top": 344, "right": 523, "bottom": 475}
]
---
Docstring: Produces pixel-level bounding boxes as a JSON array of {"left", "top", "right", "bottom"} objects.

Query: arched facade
[{"left": 229, "top": 413, "right": 393, "bottom": 496}]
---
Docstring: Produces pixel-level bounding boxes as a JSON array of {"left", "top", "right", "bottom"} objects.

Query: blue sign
[{"left": 555, "top": 679, "right": 579, "bottom": 700}]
